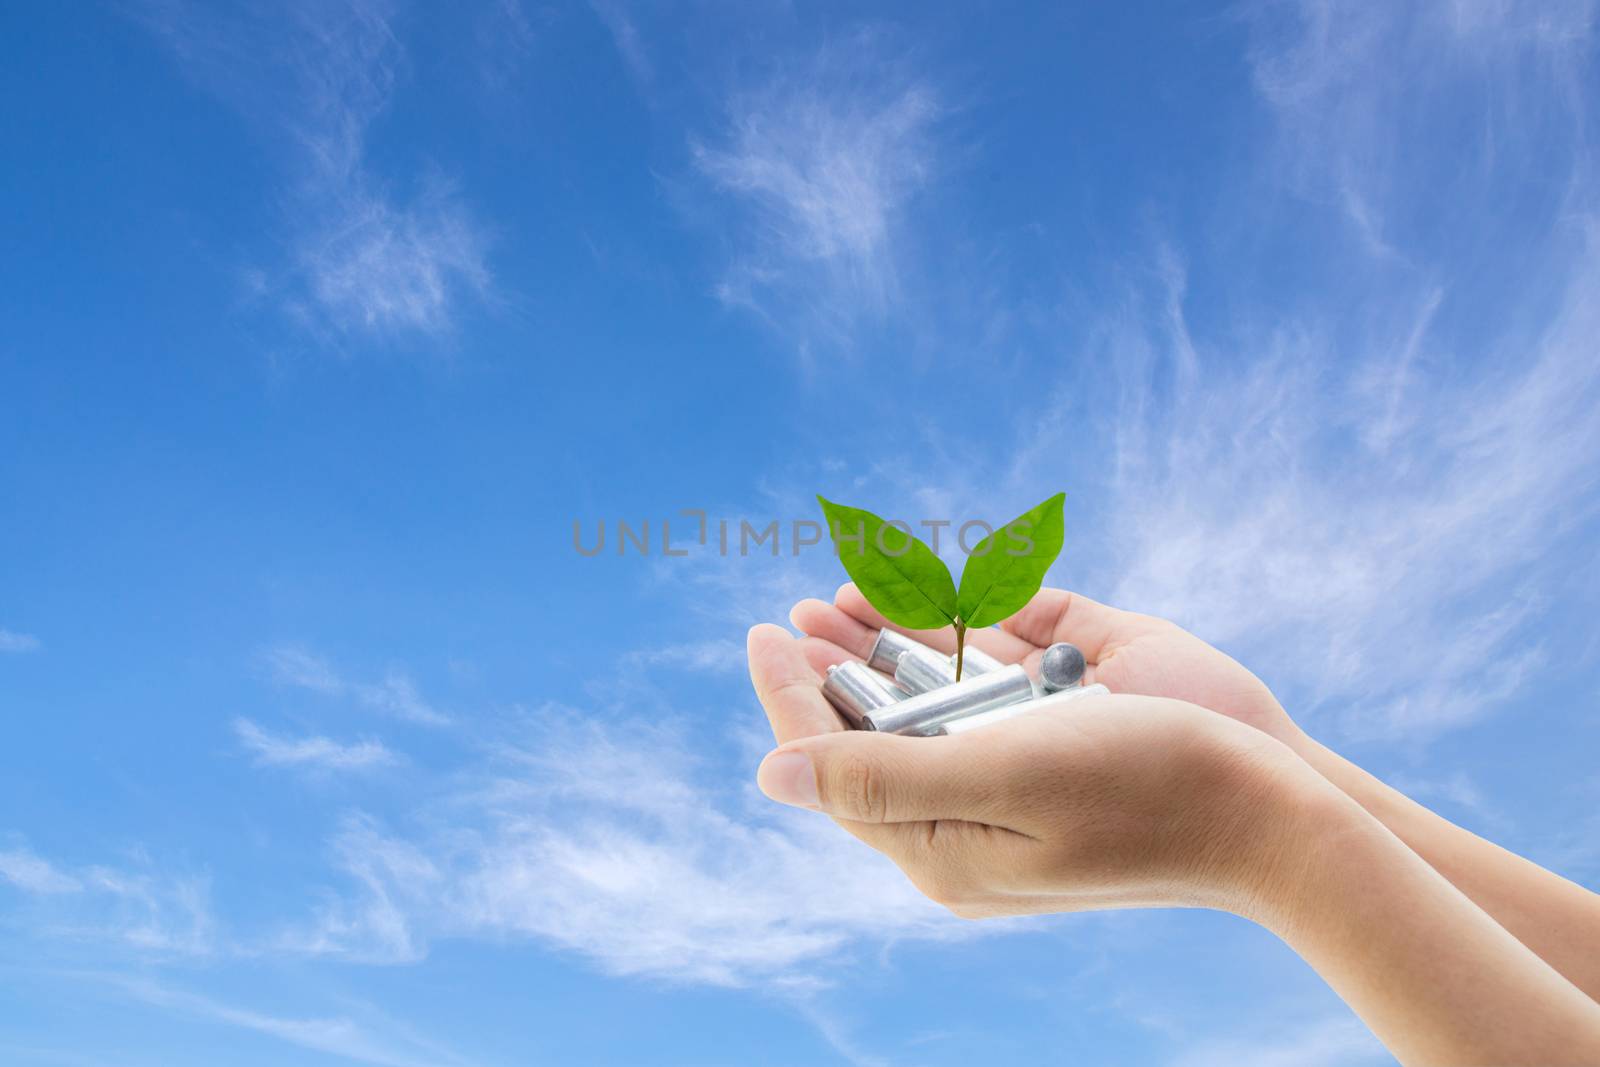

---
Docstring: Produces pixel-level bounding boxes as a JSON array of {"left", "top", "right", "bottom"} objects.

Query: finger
[
  {"left": 797, "top": 634, "right": 857, "bottom": 678},
  {"left": 826, "top": 818, "right": 928, "bottom": 857},
  {"left": 755, "top": 730, "right": 1013, "bottom": 826},
  {"left": 998, "top": 588, "right": 1141, "bottom": 662},
  {"left": 790, "top": 597, "right": 879, "bottom": 660},
  {"left": 825, "top": 819, "right": 1036, "bottom": 902},
  {"left": 747, "top": 624, "right": 847, "bottom": 744},
  {"left": 832, "top": 583, "right": 1036, "bottom": 663},
  {"left": 767, "top": 615, "right": 883, "bottom": 688}
]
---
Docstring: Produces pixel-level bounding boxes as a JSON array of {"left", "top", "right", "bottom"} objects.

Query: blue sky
[{"left": 3, "top": 1, "right": 1599, "bottom": 1064}]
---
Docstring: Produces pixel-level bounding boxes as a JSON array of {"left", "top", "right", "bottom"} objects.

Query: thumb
[{"left": 756, "top": 732, "right": 992, "bottom": 824}]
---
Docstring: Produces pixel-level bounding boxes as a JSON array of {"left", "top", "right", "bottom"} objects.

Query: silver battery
[
  {"left": 821, "top": 662, "right": 903, "bottom": 729},
  {"left": 950, "top": 644, "right": 1005, "bottom": 677},
  {"left": 1039, "top": 641, "right": 1087, "bottom": 692},
  {"left": 863, "top": 664, "right": 1034, "bottom": 735},
  {"left": 866, "top": 628, "right": 931, "bottom": 675},
  {"left": 935, "top": 683, "right": 1109, "bottom": 735},
  {"left": 895, "top": 646, "right": 959, "bottom": 694}
]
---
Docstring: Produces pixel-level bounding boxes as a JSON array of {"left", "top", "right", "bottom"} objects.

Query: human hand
[
  {"left": 748, "top": 623, "right": 1330, "bottom": 920},
  {"left": 790, "top": 584, "right": 1304, "bottom": 746},
  {"left": 755, "top": 607, "right": 1600, "bottom": 1066}
]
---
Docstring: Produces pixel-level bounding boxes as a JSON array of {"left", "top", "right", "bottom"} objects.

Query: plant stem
[{"left": 953, "top": 619, "right": 967, "bottom": 682}]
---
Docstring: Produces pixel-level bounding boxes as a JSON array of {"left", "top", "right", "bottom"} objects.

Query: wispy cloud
[
  {"left": 1243, "top": 0, "right": 1596, "bottom": 254},
  {"left": 20, "top": 655, "right": 955, "bottom": 988},
  {"left": 1168, "top": 1014, "right": 1388, "bottom": 1067},
  {"left": 1530, "top": 774, "right": 1600, "bottom": 880},
  {"left": 474, "top": 0, "right": 540, "bottom": 93},
  {"left": 277, "top": 712, "right": 968, "bottom": 985},
  {"left": 235, "top": 718, "right": 398, "bottom": 771},
  {"left": 137, "top": 0, "right": 491, "bottom": 340},
  {"left": 265, "top": 645, "right": 345, "bottom": 693},
  {"left": 621, "top": 638, "right": 747, "bottom": 673},
  {"left": 693, "top": 34, "right": 941, "bottom": 352},
  {"left": 294, "top": 178, "right": 490, "bottom": 337},
  {"left": 264, "top": 645, "right": 450, "bottom": 726},
  {"left": 1079, "top": 252, "right": 1599, "bottom": 738},
  {"left": 0, "top": 628, "right": 41, "bottom": 654},
  {"left": 0, "top": 842, "right": 214, "bottom": 955},
  {"left": 0, "top": 846, "right": 81, "bottom": 894},
  {"left": 589, "top": 0, "right": 652, "bottom": 86},
  {"left": 111, "top": 975, "right": 476, "bottom": 1067},
  {"left": 1002, "top": 3, "right": 1600, "bottom": 743},
  {"left": 1385, "top": 770, "right": 1512, "bottom": 834}
]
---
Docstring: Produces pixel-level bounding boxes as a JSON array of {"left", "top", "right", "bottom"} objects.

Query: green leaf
[
  {"left": 817, "top": 496, "right": 957, "bottom": 630},
  {"left": 956, "top": 492, "right": 1066, "bottom": 628}
]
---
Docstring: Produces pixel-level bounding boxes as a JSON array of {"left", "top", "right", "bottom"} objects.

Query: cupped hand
[
  {"left": 748, "top": 624, "right": 1320, "bottom": 920},
  {"left": 789, "top": 584, "right": 1304, "bottom": 746}
]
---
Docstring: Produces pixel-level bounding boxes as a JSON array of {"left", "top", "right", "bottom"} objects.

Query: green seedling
[{"left": 816, "top": 492, "right": 1066, "bottom": 680}]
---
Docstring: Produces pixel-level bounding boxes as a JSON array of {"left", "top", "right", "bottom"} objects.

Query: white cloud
[
  {"left": 1385, "top": 770, "right": 1512, "bottom": 834},
  {"left": 81, "top": 866, "right": 216, "bottom": 955},
  {"left": 0, "top": 846, "right": 81, "bottom": 894},
  {"left": 355, "top": 671, "right": 451, "bottom": 726},
  {"left": 278, "top": 712, "right": 968, "bottom": 985},
  {"left": 0, "top": 628, "right": 41, "bottom": 654},
  {"left": 264, "top": 644, "right": 345, "bottom": 693},
  {"left": 112, "top": 976, "right": 476, "bottom": 1067},
  {"left": 475, "top": 0, "right": 540, "bottom": 94},
  {"left": 1169, "top": 1015, "right": 1388, "bottom": 1067},
  {"left": 995, "top": 4, "right": 1600, "bottom": 742},
  {"left": 1244, "top": 0, "right": 1595, "bottom": 254},
  {"left": 137, "top": 0, "right": 490, "bottom": 339},
  {"left": 1077, "top": 240, "right": 1600, "bottom": 740},
  {"left": 264, "top": 645, "right": 450, "bottom": 726},
  {"left": 0, "top": 842, "right": 215, "bottom": 955},
  {"left": 1530, "top": 774, "right": 1600, "bottom": 881},
  {"left": 235, "top": 718, "right": 398, "bottom": 771},
  {"left": 294, "top": 179, "right": 491, "bottom": 338},
  {"left": 277, "top": 813, "right": 437, "bottom": 963},
  {"left": 621, "top": 638, "right": 747, "bottom": 673},
  {"left": 15, "top": 657, "right": 960, "bottom": 988},
  {"left": 693, "top": 35, "right": 940, "bottom": 350},
  {"left": 589, "top": 0, "right": 652, "bottom": 86}
]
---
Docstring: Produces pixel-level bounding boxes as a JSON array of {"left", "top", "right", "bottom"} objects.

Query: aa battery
[
  {"left": 866, "top": 628, "right": 928, "bottom": 675},
  {"left": 935, "top": 683, "right": 1110, "bottom": 736},
  {"left": 950, "top": 645, "right": 1005, "bottom": 676},
  {"left": 821, "top": 662, "right": 903, "bottom": 729},
  {"left": 1039, "top": 641, "right": 1087, "bottom": 692},
  {"left": 895, "top": 646, "right": 959, "bottom": 694},
  {"left": 863, "top": 664, "right": 1034, "bottom": 735}
]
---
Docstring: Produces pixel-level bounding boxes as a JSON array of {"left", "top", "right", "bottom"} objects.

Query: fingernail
[{"left": 758, "top": 750, "right": 819, "bottom": 808}]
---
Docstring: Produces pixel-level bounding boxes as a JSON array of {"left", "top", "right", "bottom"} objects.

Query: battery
[
  {"left": 935, "top": 683, "right": 1110, "bottom": 735},
  {"left": 863, "top": 664, "right": 1035, "bottom": 735},
  {"left": 895, "top": 646, "right": 959, "bottom": 694},
  {"left": 820, "top": 661, "right": 903, "bottom": 729},
  {"left": 1039, "top": 641, "right": 1087, "bottom": 692},
  {"left": 866, "top": 628, "right": 930, "bottom": 675},
  {"left": 950, "top": 645, "right": 1005, "bottom": 676}
]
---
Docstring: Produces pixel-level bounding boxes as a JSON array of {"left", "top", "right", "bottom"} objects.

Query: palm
[
  {"left": 791, "top": 584, "right": 1300, "bottom": 746},
  {"left": 1038, "top": 617, "right": 1295, "bottom": 743}
]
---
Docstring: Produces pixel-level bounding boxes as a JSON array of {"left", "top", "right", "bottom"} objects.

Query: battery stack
[{"left": 820, "top": 629, "right": 1107, "bottom": 736}]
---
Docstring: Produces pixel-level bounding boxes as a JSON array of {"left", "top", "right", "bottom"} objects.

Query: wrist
[
  {"left": 1225, "top": 751, "right": 1386, "bottom": 934},
  {"left": 1161, "top": 719, "right": 1367, "bottom": 920}
]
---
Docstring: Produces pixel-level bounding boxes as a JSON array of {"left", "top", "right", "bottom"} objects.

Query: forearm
[
  {"left": 1246, "top": 781, "right": 1600, "bottom": 1066},
  {"left": 1288, "top": 731, "right": 1600, "bottom": 1001}
]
